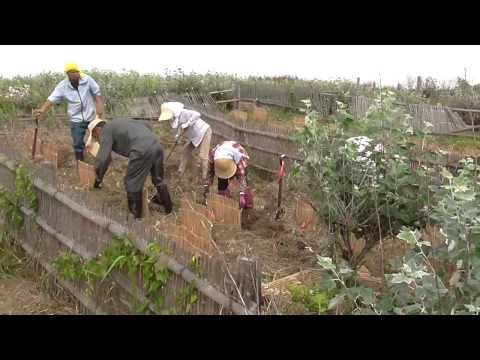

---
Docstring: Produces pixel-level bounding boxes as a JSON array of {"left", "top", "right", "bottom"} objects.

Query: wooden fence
[
  {"left": 109, "top": 94, "right": 302, "bottom": 175},
  {"left": 236, "top": 82, "right": 480, "bottom": 135},
  {"left": 9, "top": 87, "right": 477, "bottom": 177},
  {"left": 347, "top": 96, "right": 478, "bottom": 135},
  {"left": 0, "top": 133, "right": 261, "bottom": 315},
  {"left": 109, "top": 92, "right": 475, "bottom": 176},
  {"left": 233, "top": 82, "right": 339, "bottom": 118}
]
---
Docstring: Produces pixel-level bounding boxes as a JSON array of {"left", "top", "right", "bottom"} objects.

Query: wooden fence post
[
  {"left": 235, "top": 256, "right": 262, "bottom": 314},
  {"left": 236, "top": 83, "right": 241, "bottom": 110},
  {"left": 416, "top": 76, "right": 423, "bottom": 95},
  {"left": 142, "top": 188, "right": 149, "bottom": 219}
]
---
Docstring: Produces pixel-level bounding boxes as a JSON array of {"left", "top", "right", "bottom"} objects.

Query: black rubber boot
[
  {"left": 75, "top": 151, "right": 84, "bottom": 162},
  {"left": 127, "top": 192, "right": 143, "bottom": 219},
  {"left": 154, "top": 184, "right": 173, "bottom": 214},
  {"left": 151, "top": 193, "right": 163, "bottom": 207}
]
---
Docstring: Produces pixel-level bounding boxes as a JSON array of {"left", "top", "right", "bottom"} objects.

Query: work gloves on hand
[
  {"left": 203, "top": 184, "right": 210, "bottom": 196},
  {"left": 202, "top": 185, "right": 209, "bottom": 205},
  {"left": 239, "top": 190, "right": 253, "bottom": 209},
  {"left": 239, "top": 192, "right": 247, "bottom": 209}
]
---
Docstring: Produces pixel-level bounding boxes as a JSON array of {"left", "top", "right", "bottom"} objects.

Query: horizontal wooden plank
[
  {"left": 209, "top": 89, "right": 233, "bottom": 95},
  {"left": 449, "top": 107, "right": 480, "bottom": 113},
  {"left": 216, "top": 99, "right": 240, "bottom": 104},
  {"left": 32, "top": 171, "right": 254, "bottom": 315},
  {"left": 15, "top": 212, "right": 108, "bottom": 315}
]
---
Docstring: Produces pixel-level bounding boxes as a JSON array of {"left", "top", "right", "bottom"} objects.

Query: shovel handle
[
  {"left": 31, "top": 117, "right": 39, "bottom": 160},
  {"left": 165, "top": 139, "right": 178, "bottom": 163},
  {"left": 275, "top": 154, "right": 287, "bottom": 220}
]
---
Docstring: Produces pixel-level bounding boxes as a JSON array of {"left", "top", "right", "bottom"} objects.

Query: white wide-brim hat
[
  {"left": 158, "top": 102, "right": 184, "bottom": 122},
  {"left": 85, "top": 116, "right": 106, "bottom": 157},
  {"left": 214, "top": 158, "right": 237, "bottom": 179},
  {"left": 158, "top": 103, "right": 173, "bottom": 121}
]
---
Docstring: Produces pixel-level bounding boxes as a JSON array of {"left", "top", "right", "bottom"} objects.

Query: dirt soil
[
  {"left": 0, "top": 277, "right": 78, "bottom": 315},
  {"left": 12, "top": 122, "right": 326, "bottom": 286},
  {"left": 13, "top": 119, "right": 477, "bottom": 314}
]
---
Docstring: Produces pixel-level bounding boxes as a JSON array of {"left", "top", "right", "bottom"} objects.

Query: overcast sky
[{"left": 1, "top": 45, "right": 478, "bottom": 86}]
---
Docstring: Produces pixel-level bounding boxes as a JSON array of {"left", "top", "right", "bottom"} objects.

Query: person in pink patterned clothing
[{"left": 203, "top": 141, "right": 253, "bottom": 209}]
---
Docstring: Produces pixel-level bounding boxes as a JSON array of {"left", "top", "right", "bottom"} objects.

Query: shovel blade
[{"left": 274, "top": 207, "right": 285, "bottom": 221}]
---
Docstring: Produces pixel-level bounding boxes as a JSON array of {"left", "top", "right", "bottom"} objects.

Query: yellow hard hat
[
  {"left": 64, "top": 62, "right": 86, "bottom": 78},
  {"left": 214, "top": 158, "right": 237, "bottom": 179}
]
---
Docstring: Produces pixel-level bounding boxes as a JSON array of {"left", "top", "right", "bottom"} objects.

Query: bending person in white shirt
[{"left": 158, "top": 102, "right": 212, "bottom": 181}]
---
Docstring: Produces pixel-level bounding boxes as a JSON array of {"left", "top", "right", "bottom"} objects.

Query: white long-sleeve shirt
[{"left": 171, "top": 108, "right": 210, "bottom": 147}]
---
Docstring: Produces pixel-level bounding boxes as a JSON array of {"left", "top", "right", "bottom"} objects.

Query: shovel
[
  {"left": 31, "top": 110, "right": 39, "bottom": 160},
  {"left": 274, "top": 154, "right": 287, "bottom": 220},
  {"left": 165, "top": 135, "right": 180, "bottom": 163}
]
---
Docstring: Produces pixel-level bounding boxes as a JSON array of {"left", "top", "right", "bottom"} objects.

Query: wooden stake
[
  {"left": 235, "top": 257, "right": 262, "bottom": 314},
  {"left": 142, "top": 188, "right": 149, "bottom": 219}
]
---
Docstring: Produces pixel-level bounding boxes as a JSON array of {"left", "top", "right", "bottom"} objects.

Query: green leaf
[
  {"left": 441, "top": 168, "right": 453, "bottom": 180},
  {"left": 464, "top": 304, "right": 480, "bottom": 313},
  {"left": 350, "top": 287, "right": 376, "bottom": 305},
  {"left": 102, "top": 255, "right": 127, "bottom": 281},
  {"left": 317, "top": 256, "right": 335, "bottom": 271},
  {"left": 389, "top": 273, "right": 414, "bottom": 285},
  {"left": 339, "top": 267, "right": 353, "bottom": 275},
  {"left": 328, "top": 294, "right": 345, "bottom": 311},
  {"left": 397, "top": 228, "right": 418, "bottom": 245},
  {"left": 411, "top": 270, "right": 431, "bottom": 279},
  {"left": 454, "top": 192, "right": 475, "bottom": 202},
  {"left": 418, "top": 241, "right": 431, "bottom": 247},
  {"left": 402, "top": 304, "right": 423, "bottom": 314},
  {"left": 377, "top": 296, "right": 394, "bottom": 313}
]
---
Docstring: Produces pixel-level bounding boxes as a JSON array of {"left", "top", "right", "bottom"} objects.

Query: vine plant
[
  {"left": 53, "top": 235, "right": 201, "bottom": 314},
  {"left": 0, "top": 162, "right": 37, "bottom": 277}
]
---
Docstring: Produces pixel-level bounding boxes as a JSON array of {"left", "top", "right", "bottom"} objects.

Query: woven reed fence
[
  {"left": 105, "top": 93, "right": 302, "bottom": 175},
  {"left": 0, "top": 128, "right": 261, "bottom": 315}
]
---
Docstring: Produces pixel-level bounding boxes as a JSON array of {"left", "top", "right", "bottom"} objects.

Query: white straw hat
[{"left": 85, "top": 116, "right": 106, "bottom": 157}]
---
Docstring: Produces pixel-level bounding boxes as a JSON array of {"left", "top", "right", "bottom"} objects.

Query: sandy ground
[{"left": 0, "top": 277, "right": 78, "bottom": 315}]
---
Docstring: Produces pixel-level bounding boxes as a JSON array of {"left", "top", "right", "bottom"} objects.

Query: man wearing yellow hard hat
[
  {"left": 159, "top": 101, "right": 212, "bottom": 182},
  {"left": 203, "top": 140, "right": 254, "bottom": 209},
  {"left": 35, "top": 62, "right": 104, "bottom": 162}
]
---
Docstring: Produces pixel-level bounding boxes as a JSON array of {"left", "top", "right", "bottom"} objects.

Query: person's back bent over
[{"left": 88, "top": 118, "right": 173, "bottom": 219}]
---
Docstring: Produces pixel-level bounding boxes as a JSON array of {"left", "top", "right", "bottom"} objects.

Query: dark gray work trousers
[{"left": 124, "top": 142, "right": 165, "bottom": 193}]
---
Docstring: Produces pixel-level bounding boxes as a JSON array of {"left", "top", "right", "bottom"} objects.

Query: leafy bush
[
  {"left": 293, "top": 94, "right": 480, "bottom": 314},
  {"left": 288, "top": 283, "right": 335, "bottom": 314},
  {"left": 317, "top": 161, "right": 480, "bottom": 315},
  {"left": 291, "top": 91, "right": 431, "bottom": 267}
]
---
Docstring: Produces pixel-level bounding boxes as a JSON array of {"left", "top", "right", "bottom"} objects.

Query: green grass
[
  {"left": 265, "top": 106, "right": 301, "bottom": 122},
  {"left": 0, "top": 227, "right": 33, "bottom": 279},
  {"left": 429, "top": 134, "right": 480, "bottom": 150}
]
